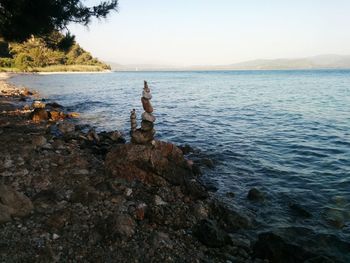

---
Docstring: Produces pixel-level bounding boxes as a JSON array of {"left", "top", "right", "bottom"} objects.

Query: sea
[{"left": 10, "top": 70, "right": 350, "bottom": 260}]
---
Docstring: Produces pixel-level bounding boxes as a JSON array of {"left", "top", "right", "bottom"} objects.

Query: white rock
[
  {"left": 142, "top": 91, "right": 152, "bottom": 100},
  {"left": 154, "top": 195, "right": 167, "bottom": 206}
]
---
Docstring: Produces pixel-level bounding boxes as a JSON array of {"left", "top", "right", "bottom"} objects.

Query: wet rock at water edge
[
  {"left": 247, "top": 187, "right": 265, "bottom": 201},
  {"left": 193, "top": 219, "right": 231, "bottom": 248},
  {"left": 253, "top": 232, "right": 320, "bottom": 263},
  {"left": 32, "top": 100, "right": 46, "bottom": 109},
  {"left": 58, "top": 122, "right": 76, "bottom": 135},
  {"left": 30, "top": 108, "right": 49, "bottom": 122}
]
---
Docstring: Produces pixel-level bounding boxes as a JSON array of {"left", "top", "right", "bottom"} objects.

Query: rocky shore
[{"left": 0, "top": 73, "right": 344, "bottom": 262}]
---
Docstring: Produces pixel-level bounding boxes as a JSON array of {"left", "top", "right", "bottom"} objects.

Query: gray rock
[
  {"left": 193, "top": 219, "right": 231, "bottom": 248},
  {"left": 247, "top": 188, "right": 265, "bottom": 201},
  {"left": 32, "top": 135, "right": 47, "bottom": 148},
  {"left": 0, "top": 184, "right": 33, "bottom": 224},
  {"left": 141, "top": 112, "right": 156, "bottom": 123},
  {"left": 58, "top": 122, "right": 75, "bottom": 135}
]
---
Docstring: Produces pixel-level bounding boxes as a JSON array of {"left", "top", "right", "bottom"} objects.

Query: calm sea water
[{"left": 11, "top": 70, "right": 350, "bottom": 259}]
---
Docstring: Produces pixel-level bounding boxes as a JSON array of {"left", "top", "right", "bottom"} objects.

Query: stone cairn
[{"left": 130, "top": 81, "right": 156, "bottom": 145}]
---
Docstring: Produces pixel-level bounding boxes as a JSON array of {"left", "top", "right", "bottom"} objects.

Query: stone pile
[{"left": 130, "top": 81, "right": 156, "bottom": 145}]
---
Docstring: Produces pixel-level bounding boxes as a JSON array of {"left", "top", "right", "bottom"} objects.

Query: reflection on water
[{"left": 11, "top": 70, "right": 350, "bottom": 260}]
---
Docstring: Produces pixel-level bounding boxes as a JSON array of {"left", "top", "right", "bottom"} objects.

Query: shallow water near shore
[{"left": 11, "top": 70, "right": 350, "bottom": 260}]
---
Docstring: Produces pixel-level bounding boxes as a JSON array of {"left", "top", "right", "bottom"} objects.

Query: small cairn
[{"left": 130, "top": 81, "right": 156, "bottom": 145}]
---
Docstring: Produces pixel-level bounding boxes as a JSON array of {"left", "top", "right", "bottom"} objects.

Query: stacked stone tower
[{"left": 130, "top": 81, "right": 156, "bottom": 145}]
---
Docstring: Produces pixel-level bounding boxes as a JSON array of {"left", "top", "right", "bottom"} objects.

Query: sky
[{"left": 69, "top": 0, "right": 350, "bottom": 66}]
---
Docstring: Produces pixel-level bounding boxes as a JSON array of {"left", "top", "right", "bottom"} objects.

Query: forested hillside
[{"left": 0, "top": 31, "right": 110, "bottom": 72}]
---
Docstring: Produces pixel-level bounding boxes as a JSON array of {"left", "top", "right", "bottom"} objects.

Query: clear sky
[{"left": 69, "top": 0, "right": 350, "bottom": 66}]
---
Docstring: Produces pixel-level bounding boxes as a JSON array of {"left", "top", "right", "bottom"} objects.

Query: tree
[{"left": 0, "top": 0, "right": 118, "bottom": 41}]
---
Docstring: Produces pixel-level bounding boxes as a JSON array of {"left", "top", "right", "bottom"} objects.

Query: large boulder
[
  {"left": 105, "top": 141, "right": 193, "bottom": 185},
  {"left": 0, "top": 184, "right": 33, "bottom": 224}
]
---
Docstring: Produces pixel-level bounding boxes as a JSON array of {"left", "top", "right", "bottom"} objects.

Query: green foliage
[
  {"left": 14, "top": 53, "right": 33, "bottom": 71},
  {"left": 0, "top": 32, "right": 109, "bottom": 72},
  {"left": 0, "top": 57, "right": 13, "bottom": 67},
  {"left": 0, "top": 0, "right": 118, "bottom": 42}
]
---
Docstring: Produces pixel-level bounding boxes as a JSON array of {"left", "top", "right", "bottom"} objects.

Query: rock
[
  {"left": 141, "top": 120, "right": 154, "bottom": 131},
  {"left": 131, "top": 129, "right": 155, "bottom": 144},
  {"left": 0, "top": 184, "right": 33, "bottom": 224},
  {"left": 58, "top": 122, "right": 75, "bottom": 135},
  {"left": 113, "top": 214, "right": 136, "bottom": 238},
  {"left": 193, "top": 219, "right": 231, "bottom": 248},
  {"left": 87, "top": 129, "right": 100, "bottom": 143},
  {"left": 141, "top": 112, "right": 156, "bottom": 123},
  {"left": 323, "top": 207, "right": 345, "bottom": 229},
  {"left": 184, "top": 178, "right": 209, "bottom": 199},
  {"left": 154, "top": 195, "right": 167, "bottom": 206},
  {"left": 289, "top": 202, "right": 312, "bottom": 218},
  {"left": 152, "top": 232, "right": 173, "bottom": 249},
  {"left": 67, "top": 112, "right": 80, "bottom": 118},
  {"left": 32, "top": 100, "right": 46, "bottom": 109},
  {"left": 32, "top": 135, "right": 47, "bottom": 148},
  {"left": 141, "top": 97, "right": 154, "bottom": 113},
  {"left": 192, "top": 201, "right": 209, "bottom": 220},
  {"left": 49, "top": 111, "right": 66, "bottom": 121},
  {"left": 253, "top": 232, "right": 316, "bottom": 263},
  {"left": 211, "top": 202, "right": 252, "bottom": 230},
  {"left": 3, "top": 158, "right": 13, "bottom": 169},
  {"left": 105, "top": 141, "right": 193, "bottom": 185},
  {"left": 142, "top": 90, "right": 152, "bottom": 100},
  {"left": 46, "top": 102, "right": 63, "bottom": 108},
  {"left": 135, "top": 203, "right": 147, "bottom": 220},
  {"left": 109, "top": 131, "right": 123, "bottom": 141},
  {"left": 247, "top": 187, "right": 265, "bottom": 201},
  {"left": 178, "top": 144, "right": 195, "bottom": 155},
  {"left": 30, "top": 108, "right": 49, "bottom": 122},
  {"left": 200, "top": 158, "right": 215, "bottom": 168}
]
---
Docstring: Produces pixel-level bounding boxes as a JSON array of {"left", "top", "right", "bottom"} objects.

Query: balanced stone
[
  {"left": 131, "top": 129, "right": 155, "bottom": 144},
  {"left": 141, "top": 120, "right": 154, "bottom": 131},
  {"left": 130, "top": 109, "right": 137, "bottom": 133},
  {"left": 142, "top": 90, "right": 152, "bottom": 100},
  {"left": 141, "top": 97, "right": 153, "bottom": 113},
  {"left": 142, "top": 112, "right": 156, "bottom": 123}
]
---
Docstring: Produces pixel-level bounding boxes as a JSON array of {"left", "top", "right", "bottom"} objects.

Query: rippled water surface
[{"left": 11, "top": 70, "right": 350, "bottom": 259}]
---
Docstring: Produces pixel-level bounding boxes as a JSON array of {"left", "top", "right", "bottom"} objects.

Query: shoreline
[
  {"left": 1, "top": 75, "right": 347, "bottom": 262},
  {"left": 0, "top": 75, "right": 258, "bottom": 262}
]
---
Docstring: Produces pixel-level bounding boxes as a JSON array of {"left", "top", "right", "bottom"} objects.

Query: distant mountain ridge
[{"left": 110, "top": 54, "right": 350, "bottom": 71}]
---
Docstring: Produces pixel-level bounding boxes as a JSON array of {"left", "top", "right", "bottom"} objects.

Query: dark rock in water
[
  {"left": 225, "top": 192, "right": 235, "bottom": 198},
  {"left": 192, "top": 163, "right": 202, "bottom": 176},
  {"left": 30, "top": 108, "right": 49, "bottom": 122},
  {"left": 247, "top": 187, "right": 265, "bottom": 201},
  {"left": 211, "top": 201, "right": 252, "bottom": 230},
  {"left": 0, "top": 184, "right": 33, "bottom": 224},
  {"left": 289, "top": 202, "right": 312, "bottom": 218},
  {"left": 253, "top": 232, "right": 318, "bottom": 263},
  {"left": 200, "top": 158, "right": 215, "bottom": 168},
  {"left": 105, "top": 141, "right": 193, "bottom": 185},
  {"left": 202, "top": 181, "right": 218, "bottom": 192},
  {"left": 193, "top": 219, "right": 231, "bottom": 248},
  {"left": 46, "top": 102, "right": 63, "bottom": 109},
  {"left": 184, "top": 178, "right": 209, "bottom": 199},
  {"left": 178, "top": 144, "right": 195, "bottom": 155}
]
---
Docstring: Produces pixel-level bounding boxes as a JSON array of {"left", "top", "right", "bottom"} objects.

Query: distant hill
[{"left": 110, "top": 55, "right": 350, "bottom": 71}]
